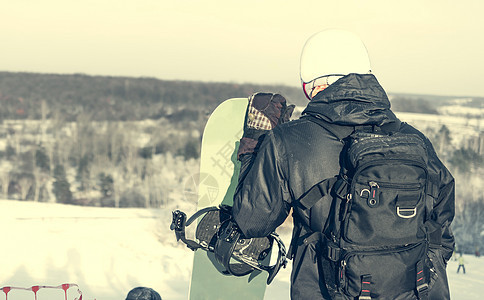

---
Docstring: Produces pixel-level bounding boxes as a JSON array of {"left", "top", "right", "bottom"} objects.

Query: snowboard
[{"left": 188, "top": 98, "right": 269, "bottom": 300}]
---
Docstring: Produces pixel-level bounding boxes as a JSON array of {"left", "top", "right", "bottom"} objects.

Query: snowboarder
[
  {"left": 232, "top": 29, "right": 455, "bottom": 299},
  {"left": 457, "top": 253, "right": 466, "bottom": 274}
]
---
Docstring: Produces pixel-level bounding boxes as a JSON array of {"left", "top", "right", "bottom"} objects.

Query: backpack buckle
[
  {"left": 417, "top": 282, "right": 428, "bottom": 292},
  {"left": 417, "top": 282, "right": 429, "bottom": 299},
  {"left": 396, "top": 206, "right": 417, "bottom": 218},
  {"left": 327, "top": 244, "right": 341, "bottom": 261}
]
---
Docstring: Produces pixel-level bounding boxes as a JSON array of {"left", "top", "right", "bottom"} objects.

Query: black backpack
[{"left": 291, "top": 116, "right": 440, "bottom": 299}]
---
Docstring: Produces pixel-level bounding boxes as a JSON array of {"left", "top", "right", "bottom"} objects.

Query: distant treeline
[
  {"left": 0, "top": 71, "right": 304, "bottom": 123},
  {"left": 389, "top": 97, "right": 439, "bottom": 114},
  {"left": 1, "top": 71, "right": 469, "bottom": 124}
]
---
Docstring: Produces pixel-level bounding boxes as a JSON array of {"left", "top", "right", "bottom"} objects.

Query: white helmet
[{"left": 300, "top": 29, "right": 372, "bottom": 99}]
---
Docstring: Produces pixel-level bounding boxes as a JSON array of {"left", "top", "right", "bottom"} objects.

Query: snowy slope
[
  {"left": 0, "top": 200, "right": 192, "bottom": 300},
  {"left": 0, "top": 200, "right": 482, "bottom": 300}
]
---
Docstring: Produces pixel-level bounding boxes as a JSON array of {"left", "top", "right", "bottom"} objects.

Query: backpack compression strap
[
  {"left": 416, "top": 260, "right": 429, "bottom": 300},
  {"left": 359, "top": 274, "right": 372, "bottom": 300}
]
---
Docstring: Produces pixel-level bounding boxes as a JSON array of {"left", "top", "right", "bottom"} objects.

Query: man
[{"left": 232, "top": 29, "right": 455, "bottom": 299}]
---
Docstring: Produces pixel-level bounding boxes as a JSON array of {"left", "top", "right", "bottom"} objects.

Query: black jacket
[{"left": 233, "top": 74, "right": 455, "bottom": 299}]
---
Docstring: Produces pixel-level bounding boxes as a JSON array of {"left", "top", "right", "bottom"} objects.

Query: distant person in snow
[
  {"left": 125, "top": 287, "right": 161, "bottom": 300},
  {"left": 232, "top": 29, "right": 455, "bottom": 299},
  {"left": 457, "top": 253, "right": 466, "bottom": 274}
]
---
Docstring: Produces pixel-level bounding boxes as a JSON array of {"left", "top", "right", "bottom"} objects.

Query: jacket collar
[{"left": 302, "top": 73, "right": 398, "bottom": 127}]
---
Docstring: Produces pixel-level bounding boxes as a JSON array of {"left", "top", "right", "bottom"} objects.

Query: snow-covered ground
[{"left": 0, "top": 200, "right": 482, "bottom": 300}]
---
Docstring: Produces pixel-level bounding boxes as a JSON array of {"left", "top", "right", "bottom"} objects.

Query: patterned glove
[{"left": 237, "top": 92, "right": 295, "bottom": 159}]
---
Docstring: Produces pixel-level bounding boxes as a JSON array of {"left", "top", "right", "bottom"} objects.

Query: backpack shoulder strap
[
  {"left": 303, "top": 115, "right": 354, "bottom": 142},
  {"left": 379, "top": 119, "right": 402, "bottom": 134},
  {"left": 296, "top": 176, "right": 339, "bottom": 210}
]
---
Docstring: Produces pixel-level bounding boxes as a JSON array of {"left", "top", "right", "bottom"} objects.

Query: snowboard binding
[{"left": 170, "top": 205, "right": 287, "bottom": 284}]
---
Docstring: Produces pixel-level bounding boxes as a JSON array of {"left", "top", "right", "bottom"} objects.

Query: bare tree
[
  {"left": 40, "top": 99, "right": 50, "bottom": 144},
  {"left": 74, "top": 112, "right": 94, "bottom": 164},
  {"left": 49, "top": 109, "right": 67, "bottom": 176},
  {"left": 142, "top": 157, "right": 154, "bottom": 208},
  {"left": 18, "top": 176, "right": 33, "bottom": 200},
  {"left": 1, "top": 172, "right": 11, "bottom": 200},
  {"left": 33, "top": 171, "right": 50, "bottom": 202},
  {"left": 112, "top": 169, "right": 122, "bottom": 208}
]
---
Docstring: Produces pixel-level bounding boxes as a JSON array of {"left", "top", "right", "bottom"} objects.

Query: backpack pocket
[
  {"left": 342, "top": 160, "right": 428, "bottom": 247},
  {"left": 339, "top": 242, "right": 427, "bottom": 299}
]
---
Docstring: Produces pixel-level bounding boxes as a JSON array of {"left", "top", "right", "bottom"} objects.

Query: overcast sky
[{"left": 2, "top": 0, "right": 483, "bottom": 98}]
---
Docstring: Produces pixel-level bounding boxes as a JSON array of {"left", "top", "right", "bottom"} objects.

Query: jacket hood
[{"left": 302, "top": 73, "right": 398, "bottom": 126}]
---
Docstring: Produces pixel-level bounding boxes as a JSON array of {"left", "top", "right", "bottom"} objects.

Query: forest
[
  {"left": 0, "top": 71, "right": 306, "bottom": 207},
  {"left": 0, "top": 71, "right": 483, "bottom": 253}
]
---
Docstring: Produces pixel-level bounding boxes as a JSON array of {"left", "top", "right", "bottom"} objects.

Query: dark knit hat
[{"left": 125, "top": 287, "right": 161, "bottom": 300}]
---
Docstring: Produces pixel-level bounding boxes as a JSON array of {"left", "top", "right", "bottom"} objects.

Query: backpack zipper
[
  {"left": 365, "top": 181, "right": 422, "bottom": 190},
  {"left": 351, "top": 158, "right": 428, "bottom": 197},
  {"left": 339, "top": 242, "right": 425, "bottom": 293},
  {"left": 354, "top": 158, "right": 428, "bottom": 179},
  {"left": 341, "top": 193, "right": 352, "bottom": 222},
  {"left": 342, "top": 242, "right": 423, "bottom": 259}
]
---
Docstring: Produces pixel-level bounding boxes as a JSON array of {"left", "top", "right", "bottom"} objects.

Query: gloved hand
[{"left": 237, "top": 92, "right": 295, "bottom": 159}]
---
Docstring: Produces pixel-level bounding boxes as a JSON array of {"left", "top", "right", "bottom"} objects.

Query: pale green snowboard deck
[{"left": 188, "top": 98, "right": 269, "bottom": 300}]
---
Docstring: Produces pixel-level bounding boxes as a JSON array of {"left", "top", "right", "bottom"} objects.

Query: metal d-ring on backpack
[
  {"left": 289, "top": 116, "right": 441, "bottom": 299},
  {"left": 170, "top": 205, "right": 288, "bottom": 284}
]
